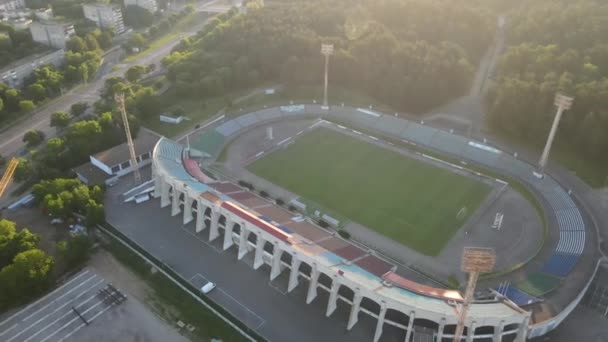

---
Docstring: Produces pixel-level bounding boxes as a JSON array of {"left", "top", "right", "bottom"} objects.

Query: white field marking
[
  {"left": 0, "top": 270, "right": 90, "bottom": 327},
  {"left": 255, "top": 151, "right": 264, "bottom": 158},
  {"left": 309, "top": 120, "right": 325, "bottom": 129},
  {"left": 337, "top": 125, "right": 347, "bottom": 130},
  {"left": 388, "top": 142, "right": 395, "bottom": 146},
  {"left": 368, "top": 135, "right": 379, "bottom": 141},
  {"left": 180, "top": 226, "right": 220, "bottom": 252},
  {"left": 277, "top": 137, "right": 291, "bottom": 146},
  {"left": 55, "top": 302, "right": 118, "bottom": 342},
  {"left": 268, "top": 280, "right": 287, "bottom": 296},
  {"left": 37, "top": 298, "right": 109, "bottom": 342},
  {"left": 296, "top": 130, "right": 303, "bottom": 135},
  {"left": 352, "top": 130, "right": 362, "bottom": 135},
  {"left": 16, "top": 292, "right": 100, "bottom": 342},
  {"left": 22, "top": 274, "right": 98, "bottom": 322},
  {"left": 12, "top": 279, "right": 105, "bottom": 340},
  {"left": 0, "top": 324, "right": 17, "bottom": 337},
  {"left": 215, "top": 288, "right": 263, "bottom": 325}
]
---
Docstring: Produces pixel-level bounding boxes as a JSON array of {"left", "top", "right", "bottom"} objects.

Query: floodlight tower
[
  {"left": 536, "top": 93, "right": 574, "bottom": 177},
  {"left": 114, "top": 92, "right": 141, "bottom": 183},
  {"left": 321, "top": 44, "right": 334, "bottom": 108},
  {"left": 453, "top": 247, "right": 496, "bottom": 342}
]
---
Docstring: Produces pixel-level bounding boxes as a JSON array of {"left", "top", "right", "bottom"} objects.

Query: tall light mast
[
  {"left": 454, "top": 247, "right": 496, "bottom": 342},
  {"left": 321, "top": 44, "right": 334, "bottom": 108},
  {"left": 535, "top": 93, "right": 574, "bottom": 177},
  {"left": 114, "top": 93, "right": 141, "bottom": 183}
]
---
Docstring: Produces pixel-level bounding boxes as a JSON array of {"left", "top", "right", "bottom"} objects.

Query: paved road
[
  {"left": 0, "top": 1, "right": 221, "bottom": 159},
  {"left": 0, "top": 269, "right": 125, "bottom": 342}
]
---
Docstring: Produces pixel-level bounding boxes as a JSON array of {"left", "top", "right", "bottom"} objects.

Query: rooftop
[{"left": 93, "top": 129, "right": 160, "bottom": 167}]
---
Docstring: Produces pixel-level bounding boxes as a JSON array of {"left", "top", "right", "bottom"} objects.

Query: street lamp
[
  {"left": 321, "top": 44, "right": 334, "bottom": 108},
  {"left": 534, "top": 93, "right": 574, "bottom": 178}
]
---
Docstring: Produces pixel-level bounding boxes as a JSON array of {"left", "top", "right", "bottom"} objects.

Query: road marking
[
  {"left": 55, "top": 302, "right": 118, "bottom": 342},
  {"left": 22, "top": 274, "right": 98, "bottom": 321},
  {"left": 0, "top": 269, "right": 90, "bottom": 328},
  {"left": 21, "top": 293, "right": 101, "bottom": 342},
  {"left": 181, "top": 226, "right": 221, "bottom": 253},
  {"left": 0, "top": 324, "right": 17, "bottom": 337},
  {"left": 10, "top": 279, "right": 104, "bottom": 340},
  {"left": 38, "top": 298, "right": 109, "bottom": 342}
]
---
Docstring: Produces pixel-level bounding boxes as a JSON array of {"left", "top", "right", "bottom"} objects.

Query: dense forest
[
  {"left": 163, "top": 0, "right": 494, "bottom": 113},
  {"left": 488, "top": 0, "right": 608, "bottom": 173}
]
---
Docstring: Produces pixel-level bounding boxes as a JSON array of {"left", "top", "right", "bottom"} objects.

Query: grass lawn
[{"left": 248, "top": 128, "right": 492, "bottom": 256}]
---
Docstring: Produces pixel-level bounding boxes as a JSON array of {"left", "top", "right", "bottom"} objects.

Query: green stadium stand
[
  {"left": 516, "top": 273, "right": 562, "bottom": 297},
  {"left": 194, "top": 130, "right": 226, "bottom": 157}
]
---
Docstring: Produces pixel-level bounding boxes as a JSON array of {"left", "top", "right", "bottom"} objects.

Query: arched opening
[
  {"left": 204, "top": 207, "right": 212, "bottom": 218},
  {"left": 192, "top": 200, "right": 198, "bottom": 212},
  {"left": 385, "top": 308, "right": 409, "bottom": 326},
  {"left": 218, "top": 215, "right": 226, "bottom": 227},
  {"left": 233, "top": 223, "right": 242, "bottom": 236},
  {"left": 360, "top": 297, "right": 381, "bottom": 316},
  {"left": 203, "top": 218, "right": 211, "bottom": 230},
  {"left": 263, "top": 241, "right": 274, "bottom": 254},
  {"left": 280, "top": 252, "right": 293, "bottom": 266},
  {"left": 337, "top": 284, "right": 355, "bottom": 302},
  {"left": 443, "top": 324, "right": 457, "bottom": 335},
  {"left": 248, "top": 232, "right": 258, "bottom": 245},
  {"left": 299, "top": 262, "right": 312, "bottom": 277},
  {"left": 317, "top": 272, "right": 333, "bottom": 289},
  {"left": 475, "top": 325, "right": 495, "bottom": 335},
  {"left": 503, "top": 323, "right": 518, "bottom": 333},
  {"left": 168, "top": 186, "right": 174, "bottom": 198},
  {"left": 413, "top": 317, "right": 440, "bottom": 339}
]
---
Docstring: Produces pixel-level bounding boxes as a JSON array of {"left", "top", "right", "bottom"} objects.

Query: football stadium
[{"left": 148, "top": 104, "right": 599, "bottom": 341}]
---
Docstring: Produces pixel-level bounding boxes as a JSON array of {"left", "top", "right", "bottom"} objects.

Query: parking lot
[{"left": 0, "top": 269, "right": 124, "bottom": 342}]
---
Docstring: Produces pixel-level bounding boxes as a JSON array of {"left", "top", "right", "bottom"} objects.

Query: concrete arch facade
[{"left": 152, "top": 138, "right": 530, "bottom": 341}]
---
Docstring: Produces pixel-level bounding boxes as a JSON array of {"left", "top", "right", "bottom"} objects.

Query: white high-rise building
[
  {"left": 29, "top": 20, "right": 75, "bottom": 49},
  {"left": 0, "top": 0, "right": 25, "bottom": 12},
  {"left": 124, "top": 0, "right": 158, "bottom": 13},
  {"left": 82, "top": 3, "right": 125, "bottom": 34}
]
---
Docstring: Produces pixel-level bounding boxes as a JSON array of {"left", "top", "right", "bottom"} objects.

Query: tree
[
  {"left": 0, "top": 97, "right": 3, "bottom": 112},
  {"left": 0, "top": 249, "right": 54, "bottom": 302},
  {"left": 77, "top": 63, "right": 89, "bottom": 83},
  {"left": 84, "top": 33, "right": 101, "bottom": 51},
  {"left": 70, "top": 102, "right": 88, "bottom": 117},
  {"left": 127, "top": 33, "right": 146, "bottom": 51},
  {"left": 23, "top": 130, "right": 45, "bottom": 147},
  {"left": 0, "top": 220, "right": 40, "bottom": 268},
  {"left": 28, "top": 82, "right": 47, "bottom": 102},
  {"left": 19, "top": 100, "right": 35, "bottom": 112},
  {"left": 3, "top": 88, "right": 20, "bottom": 112},
  {"left": 50, "top": 111, "right": 70, "bottom": 129},
  {"left": 12, "top": 158, "right": 33, "bottom": 182},
  {"left": 125, "top": 65, "right": 147, "bottom": 82},
  {"left": 57, "top": 235, "right": 92, "bottom": 268},
  {"left": 66, "top": 36, "right": 87, "bottom": 53}
]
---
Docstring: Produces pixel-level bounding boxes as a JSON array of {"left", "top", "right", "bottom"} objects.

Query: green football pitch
[{"left": 248, "top": 128, "right": 492, "bottom": 256}]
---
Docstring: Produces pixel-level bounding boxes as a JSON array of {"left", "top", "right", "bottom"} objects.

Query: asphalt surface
[
  {"left": 0, "top": 269, "right": 124, "bottom": 342},
  {"left": 104, "top": 174, "right": 392, "bottom": 342}
]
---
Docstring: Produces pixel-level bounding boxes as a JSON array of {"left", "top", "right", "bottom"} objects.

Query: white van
[{"left": 201, "top": 282, "right": 216, "bottom": 294}]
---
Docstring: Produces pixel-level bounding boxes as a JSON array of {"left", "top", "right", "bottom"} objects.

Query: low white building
[
  {"left": 29, "top": 20, "right": 75, "bottom": 49},
  {"left": 0, "top": 49, "right": 64, "bottom": 88},
  {"left": 1, "top": 16, "right": 31, "bottom": 30},
  {"left": 82, "top": 3, "right": 125, "bottom": 34},
  {"left": 0, "top": 0, "right": 25, "bottom": 12},
  {"left": 124, "top": 0, "right": 158, "bottom": 13},
  {"left": 74, "top": 129, "right": 160, "bottom": 185}
]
